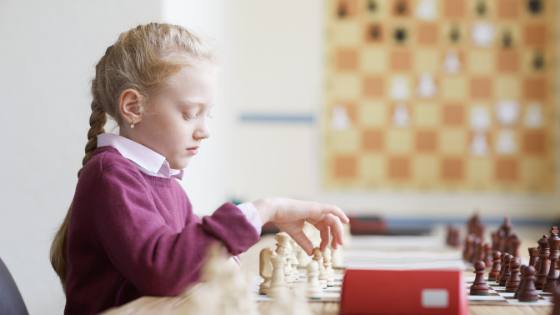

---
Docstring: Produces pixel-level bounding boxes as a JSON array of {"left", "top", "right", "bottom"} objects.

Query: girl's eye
[{"left": 184, "top": 114, "right": 197, "bottom": 120}]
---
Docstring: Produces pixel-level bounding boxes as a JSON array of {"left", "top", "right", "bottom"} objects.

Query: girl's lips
[{"left": 187, "top": 147, "right": 199, "bottom": 155}]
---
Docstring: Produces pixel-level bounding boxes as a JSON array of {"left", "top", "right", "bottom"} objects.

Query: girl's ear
[{"left": 119, "top": 89, "right": 145, "bottom": 126}]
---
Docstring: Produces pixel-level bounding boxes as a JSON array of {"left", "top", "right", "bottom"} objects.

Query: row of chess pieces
[
  {"left": 259, "top": 232, "right": 339, "bottom": 300},
  {"left": 470, "top": 226, "right": 560, "bottom": 303}
]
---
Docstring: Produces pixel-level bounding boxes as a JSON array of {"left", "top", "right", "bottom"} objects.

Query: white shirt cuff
[{"left": 236, "top": 202, "right": 262, "bottom": 235}]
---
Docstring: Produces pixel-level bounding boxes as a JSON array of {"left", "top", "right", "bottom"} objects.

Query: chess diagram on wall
[{"left": 322, "top": 0, "right": 558, "bottom": 192}]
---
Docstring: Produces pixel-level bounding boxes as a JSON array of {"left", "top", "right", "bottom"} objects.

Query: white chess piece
[
  {"left": 306, "top": 261, "right": 322, "bottom": 300},
  {"left": 470, "top": 132, "right": 489, "bottom": 156},
  {"left": 330, "top": 244, "right": 344, "bottom": 267},
  {"left": 417, "top": 72, "right": 437, "bottom": 98},
  {"left": 275, "top": 233, "right": 294, "bottom": 285},
  {"left": 331, "top": 105, "right": 352, "bottom": 130},
  {"left": 267, "top": 249, "right": 287, "bottom": 298},
  {"left": 471, "top": 21, "right": 495, "bottom": 47},
  {"left": 312, "top": 248, "right": 328, "bottom": 289},
  {"left": 323, "top": 248, "right": 335, "bottom": 287},
  {"left": 259, "top": 248, "right": 274, "bottom": 295},
  {"left": 390, "top": 76, "right": 410, "bottom": 100},
  {"left": 495, "top": 130, "right": 517, "bottom": 154},
  {"left": 470, "top": 106, "right": 491, "bottom": 131},
  {"left": 443, "top": 50, "right": 461, "bottom": 74},
  {"left": 289, "top": 239, "right": 300, "bottom": 280},
  {"left": 415, "top": 0, "right": 437, "bottom": 20},
  {"left": 495, "top": 100, "right": 520, "bottom": 126},
  {"left": 393, "top": 103, "right": 410, "bottom": 127},
  {"left": 524, "top": 103, "right": 544, "bottom": 128}
]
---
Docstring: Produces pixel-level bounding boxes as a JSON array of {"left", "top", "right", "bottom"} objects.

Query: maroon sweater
[{"left": 64, "top": 146, "right": 260, "bottom": 314}]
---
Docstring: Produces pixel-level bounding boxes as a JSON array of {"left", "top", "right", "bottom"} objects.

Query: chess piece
[
  {"left": 367, "top": 0, "right": 377, "bottom": 12},
  {"left": 497, "top": 252, "right": 508, "bottom": 284},
  {"left": 491, "top": 232, "right": 499, "bottom": 251},
  {"left": 510, "top": 234, "right": 521, "bottom": 259},
  {"left": 470, "top": 106, "right": 491, "bottom": 131},
  {"left": 476, "top": 242, "right": 486, "bottom": 264},
  {"left": 524, "top": 103, "right": 544, "bottom": 128},
  {"left": 463, "top": 234, "right": 474, "bottom": 261},
  {"left": 514, "top": 265, "right": 526, "bottom": 299},
  {"left": 506, "top": 257, "right": 521, "bottom": 292},
  {"left": 446, "top": 225, "right": 461, "bottom": 247},
  {"left": 528, "top": 247, "right": 538, "bottom": 267},
  {"left": 331, "top": 105, "right": 352, "bottom": 130},
  {"left": 533, "top": 53, "right": 544, "bottom": 70},
  {"left": 535, "top": 245, "right": 543, "bottom": 271},
  {"left": 390, "top": 76, "right": 410, "bottom": 101},
  {"left": 471, "top": 21, "right": 495, "bottom": 47},
  {"left": 394, "top": 28, "right": 407, "bottom": 43},
  {"left": 470, "top": 237, "right": 481, "bottom": 264},
  {"left": 535, "top": 235, "right": 550, "bottom": 290},
  {"left": 415, "top": 0, "right": 437, "bottom": 20},
  {"left": 289, "top": 239, "right": 300, "bottom": 280},
  {"left": 483, "top": 243, "right": 493, "bottom": 268},
  {"left": 392, "top": 103, "right": 410, "bottom": 127},
  {"left": 518, "top": 265, "right": 539, "bottom": 302},
  {"left": 449, "top": 26, "right": 460, "bottom": 42},
  {"left": 443, "top": 49, "right": 461, "bottom": 74},
  {"left": 259, "top": 248, "right": 274, "bottom": 295},
  {"left": 267, "top": 249, "right": 287, "bottom": 298},
  {"left": 495, "top": 129, "right": 517, "bottom": 154},
  {"left": 306, "top": 261, "right": 322, "bottom": 299},
  {"left": 476, "top": 0, "right": 486, "bottom": 16},
  {"left": 543, "top": 227, "right": 560, "bottom": 292},
  {"left": 470, "top": 132, "right": 489, "bottom": 156},
  {"left": 337, "top": 1, "right": 347, "bottom": 18},
  {"left": 470, "top": 261, "right": 489, "bottom": 295},
  {"left": 527, "top": 0, "right": 543, "bottom": 14},
  {"left": 495, "top": 100, "right": 520, "bottom": 126},
  {"left": 499, "top": 254, "right": 512, "bottom": 286},
  {"left": 395, "top": 0, "right": 407, "bottom": 15},
  {"left": 488, "top": 251, "right": 501, "bottom": 281},
  {"left": 330, "top": 243, "right": 344, "bottom": 267},
  {"left": 312, "top": 248, "right": 328, "bottom": 289},
  {"left": 552, "top": 284, "right": 560, "bottom": 315},
  {"left": 323, "top": 248, "right": 335, "bottom": 287},
  {"left": 502, "top": 30, "right": 513, "bottom": 48},
  {"left": 417, "top": 72, "right": 437, "bottom": 98}
]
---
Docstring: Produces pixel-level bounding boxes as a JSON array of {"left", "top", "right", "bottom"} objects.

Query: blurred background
[{"left": 0, "top": 0, "right": 559, "bottom": 313}]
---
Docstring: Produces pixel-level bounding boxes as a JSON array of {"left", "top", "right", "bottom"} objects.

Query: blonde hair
[{"left": 50, "top": 23, "right": 219, "bottom": 292}]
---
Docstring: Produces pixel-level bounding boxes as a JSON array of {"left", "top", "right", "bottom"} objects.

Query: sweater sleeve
[{"left": 91, "top": 164, "right": 260, "bottom": 296}]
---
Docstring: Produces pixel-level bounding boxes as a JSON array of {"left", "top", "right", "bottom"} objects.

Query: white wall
[{"left": 0, "top": 1, "right": 162, "bottom": 313}]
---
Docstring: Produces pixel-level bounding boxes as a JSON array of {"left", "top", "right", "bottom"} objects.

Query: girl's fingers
[
  {"left": 319, "top": 226, "right": 330, "bottom": 252},
  {"left": 288, "top": 229, "right": 314, "bottom": 256}
]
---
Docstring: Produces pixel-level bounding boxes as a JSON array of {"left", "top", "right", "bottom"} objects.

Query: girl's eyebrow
[{"left": 178, "top": 100, "right": 215, "bottom": 110}]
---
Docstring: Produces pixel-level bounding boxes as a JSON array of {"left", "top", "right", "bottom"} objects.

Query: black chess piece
[
  {"left": 514, "top": 265, "right": 526, "bottom": 299},
  {"left": 518, "top": 265, "right": 539, "bottom": 302},
  {"left": 367, "top": 0, "right": 377, "bottom": 12},
  {"left": 338, "top": 1, "right": 347, "bottom": 18},
  {"left": 533, "top": 53, "right": 544, "bottom": 70},
  {"left": 527, "top": 0, "right": 543, "bottom": 14},
  {"left": 476, "top": 1, "right": 487, "bottom": 16},
  {"left": 449, "top": 27, "right": 460, "bottom": 43},
  {"left": 470, "top": 261, "right": 490, "bottom": 295},
  {"left": 543, "top": 227, "right": 560, "bottom": 292},
  {"left": 394, "top": 28, "right": 407, "bottom": 43},
  {"left": 502, "top": 31, "right": 513, "bottom": 48},
  {"left": 369, "top": 24, "right": 381, "bottom": 40},
  {"left": 535, "top": 234, "right": 550, "bottom": 290},
  {"left": 395, "top": 0, "right": 407, "bottom": 15},
  {"left": 506, "top": 257, "right": 521, "bottom": 292},
  {"left": 497, "top": 252, "right": 508, "bottom": 283},
  {"left": 488, "top": 251, "right": 501, "bottom": 281},
  {"left": 499, "top": 254, "right": 512, "bottom": 286}
]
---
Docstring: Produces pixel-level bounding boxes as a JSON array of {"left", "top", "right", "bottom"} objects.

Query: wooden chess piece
[
  {"left": 306, "top": 261, "right": 322, "bottom": 300},
  {"left": 518, "top": 265, "right": 539, "bottom": 302},
  {"left": 552, "top": 284, "right": 560, "bottom": 315},
  {"left": 535, "top": 245, "right": 543, "bottom": 271},
  {"left": 312, "top": 248, "right": 327, "bottom": 289},
  {"left": 463, "top": 234, "right": 474, "bottom": 261},
  {"left": 491, "top": 231, "right": 499, "bottom": 251},
  {"left": 259, "top": 248, "right": 273, "bottom": 295},
  {"left": 476, "top": 241, "right": 486, "bottom": 263},
  {"left": 514, "top": 265, "right": 526, "bottom": 299},
  {"left": 497, "top": 252, "right": 508, "bottom": 284},
  {"left": 276, "top": 232, "right": 294, "bottom": 285},
  {"left": 498, "top": 229, "right": 507, "bottom": 253},
  {"left": 544, "top": 227, "right": 560, "bottom": 292},
  {"left": 323, "top": 248, "right": 335, "bottom": 287},
  {"left": 488, "top": 251, "right": 501, "bottom": 281},
  {"left": 510, "top": 234, "right": 521, "bottom": 258},
  {"left": 506, "top": 257, "right": 521, "bottom": 292},
  {"left": 470, "top": 261, "right": 489, "bottom": 295},
  {"left": 528, "top": 247, "right": 538, "bottom": 267},
  {"left": 267, "top": 249, "right": 286, "bottom": 298},
  {"left": 471, "top": 237, "right": 481, "bottom": 263},
  {"left": 499, "top": 254, "right": 512, "bottom": 286},
  {"left": 483, "top": 243, "right": 493, "bottom": 268},
  {"left": 535, "top": 235, "right": 550, "bottom": 290},
  {"left": 288, "top": 239, "right": 300, "bottom": 280}
]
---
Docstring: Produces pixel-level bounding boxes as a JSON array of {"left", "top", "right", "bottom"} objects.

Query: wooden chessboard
[
  {"left": 322, "top": 0, "right": 558, "bottom": 192},
  {"left": 465, "top": 276, "right": 554, "bottom": 306}
]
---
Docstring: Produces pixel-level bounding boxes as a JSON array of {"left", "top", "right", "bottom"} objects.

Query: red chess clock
[{"left": 340, "top": 269, "right": 468, "bottom": 315}]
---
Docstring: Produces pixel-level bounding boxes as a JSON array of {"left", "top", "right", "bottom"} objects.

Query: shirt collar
[{"left": 97, "top": 134, "right": 183, "bottom": 180}]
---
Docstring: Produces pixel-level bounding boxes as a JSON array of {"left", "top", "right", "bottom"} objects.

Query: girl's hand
[{"left": 253, "top": 197, "right": 349, "bottom": 256}]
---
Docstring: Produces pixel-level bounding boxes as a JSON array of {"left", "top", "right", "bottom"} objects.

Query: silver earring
[{"left": 131, "top": 118, "right": 135, "bottom": 129}]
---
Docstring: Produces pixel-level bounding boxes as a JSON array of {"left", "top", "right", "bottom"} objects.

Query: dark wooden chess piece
[
  {"left": 477, "top": 242, "right": 486, "bottom": 263},
  {"left": 368, "top": 24, "right": 381, "bottom": 40},
  {"left": 510, "top": 234, "right": 521, "bottom": 258},
  {"left": 464, "top": 234, "right": 474, "bottom": 261},
  {"left": 535, "top": 235, "right": 550, "bottom": 290},
  {"left": 514, "top": 265, "right": 526, "bottom": 299},
  {"left": 497, "top": 252, "right": 508, "bottom": 284},
  {"left": 502, "top": 31, "right": 513, "bottom": 48},
  {"left": 476, "top": 1, "right": 487, "bottom": 16},
  {"left": 535, "top": 245, "right": 542, "bottom": 271},
  {"left": 543, "top": 227, "right": 560, "bottom": 292},
  {"left": 447, "top": 225, "right": 461, "bottom": 247},
  {"left": 471, "top": 237, "right": 481, "bottom": 264},
  {"left": 488, "top": 251, "right": 501, "bottom": 281},
  {"left": 533, "top": 53, "right": 544, "bottom": 70},
  {"left": 527, "top": 0, "right": 543, "bottom": 14},
  {"left": 499, "top": 254, "right": 512, "bottom": 286},
  {"left": 498, "top": 229, "right": 507, "bottom": 253},
  {"left": 518, "top": 265, "right": 539, "bottom": 302},
  {"left": 470, "top": 261, "right": 489, "bottom": 295},
  {"left": 492, "top": 232, "right": 499, "bottom": 251},
  {"left": 394, "top": 28, "right": 407, "bottom": 43},
  {"left": 367, "top": 0, "right": 377, "bottom": 12},
  {"left": 528, "top": 247, "right": 538, "bottom": 266},
  {"left": 506, "top": 257, "right": 521, "bottom": 292},
  {"left": 553, "top": 283, "right": 560, "bottom": 315},
  {"left": 338, "top": 1, "right": 347, "bottom": 18},
  {"left": 395, "top": 0, "right": 407, "bottom": 15},
  {"left": 449, "top": 27, "right": 460, "bottom": 43},
  {"left": 483, "top": 243, "right": 493, "bottom": 268}
]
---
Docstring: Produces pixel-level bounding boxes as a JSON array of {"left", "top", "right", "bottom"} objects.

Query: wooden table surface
[{"left": 101, "top": 228, "right": 555, "bottom": 315}]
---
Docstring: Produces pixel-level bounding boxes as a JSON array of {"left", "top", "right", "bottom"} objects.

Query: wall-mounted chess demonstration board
[{"left": 322, "top": 0, "right": 558, "bottom": 193}]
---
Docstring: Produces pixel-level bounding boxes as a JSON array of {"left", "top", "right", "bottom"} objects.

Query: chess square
[
  {"left": 416, "top": 130, "right": 438, "bottom": 152},
  {"left": 336, "top": 0, "right": 359, "bottom": 18},
  {"left": 333, "top": 74, "right": 361, "bottom": 99},
  {"left": 390, "top": 50, "right": 412, "bottom": 72},
  {"left": 388, "top": 156, "right": 410, "bottom": 179},
  {"left": 414, "top": 49, "right": 440, "bottom": 72},
  {"left": 444, "top": 0, "right": 466, "bottom": 18},
  {"left": 524, "top": 24, "right": 547, "bottom": 46},
  {"left": 466, "top": 158, "right": 493, "bottom": 183},
  {"left": 331, "top": 130, "right": 359, "bottom": 152},
  {"left": 364, "top": 23, "right": 383, "bottom": 43},
  {"left": 335, "top": 102, "right": 358, "bottom": 123},
  {"left": 467, "top": 50, "right": 494, "bottom": 74},
  {"left": 495, "top": 76, "right": 521, "bottom": 99},
  {"left": 470, "top": 77, "right": 493, "bottom": 99},
  {"left": 495, "top": 158, "right": 518, "bottom": 181},
  {"left": 415, "top": 102, "right": 439, "bottom": 127},
  {"left": 361, "top": 155, "right": 385, "bottom": 181},
  {"left": 387, "top": 129, "right": 413, "bottom": 153},
  {"left": 498, "top": 0, "right": 520, "bottom": 19},
  {"left": 413, "top": 156, "right": 438, "bottom": 183},
  {"left": 360, "top": 101, "right": 387, "bottom": 126},
  {"left": 334, "top": 155, "right": 357, "bottom": 179},
  {"left": 520, "top": 157, "right": 546, "bottom": 183},
  {"left": 442, "top": 104, "right": 465, "bottom": 126},
  {"left": 497, "top": 50, "right": 519, "bottom": 73},
  {"left": 362, "top": 129, "right": 384, "bottom": 151},
  {"left": 392, "top": 0, "right": 411, "bottom": 17},
  {"left": 363, "top": 76, "right": 385, "bottom": 98},
  {"left": 441, "top": 157, "right": 464, "bottom": 181},
  {"left": 522, "top": 130, "right": 546, "bottom": 154},
  {"left": 440, "top": 129, "right": 467, "bottom": 154},
  {"left": 331, "top": 20, "right": 361, "bottom": 46},
  {"left": 441, "top": 77, "right": 467, "bottom": 100},
  {"left": 523, "top": 77, "right": 547, "bottom": 100},
  {"left": 417, "top": 23, "right": 438, "bottom": 45},
  {"left": 361, "top": 48, "right": 387, "bottom": 73},
  {"left": 337, "top": 49, "right": 358, "bottom": 71}
]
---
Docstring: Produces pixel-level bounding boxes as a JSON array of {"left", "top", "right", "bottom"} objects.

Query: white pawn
[
  {"left": 470, "top": 106, "right": 491, "bottom": 131},
  {"left": 470, "top": 132, "right": 489, "bottom": 156},
  {"left": 331, "top": 105, "right": 352, "bottom": 130},
  {"left": 415, "top": 0, "right": 437, "bottom": 20},
  {"left": 306, "top": 261, "right": 322, "bottom": 299},
  {"left": 525, "top": 103, "right": 544, "bottom": 128},
  {"left": 289, "top": 239, "right": 300, "bottom": 280},
  {"left": 495, "top": 99, "right": 520, "bottom": 126},
  {"left": 267, "top": 249, "right": 287, "bottom": 298},
  {"left": 259, "top": 248, "right": 274, "bottom": 295},
  {"left": 390, "top": 76, "right": 410, "bottom": 101},
  {"left": 471, "top": 21, "right": 495, "bottom": 47},
  {"left": 393, "top": 103, "right": 410, "bottom": 127},
  {"left": 417, "top": 72, "right": 437, "bottom": 98},
  {"left": 496, "top": 130, "right": 517, "bottom": 154},
  {"left": 312, "top": 248, "right": 328, "bottom": 289},
  {"left": 443, "top": 50, "right": 461, "bottom": 74},
  {"left": 323, "top": 248, "right": 335, "bottom": 287}
]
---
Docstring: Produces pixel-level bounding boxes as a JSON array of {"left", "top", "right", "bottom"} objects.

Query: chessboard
[
  {"left": 465, "top": 276, "right": 553, "bottom": 306},
  {"left": 322, "top": 0, "right": 558, "bottom": 192}
]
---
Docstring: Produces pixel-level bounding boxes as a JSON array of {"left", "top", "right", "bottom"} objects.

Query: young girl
[{"left": 50, "top": 23, "right": 348, "bottom": 314}]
